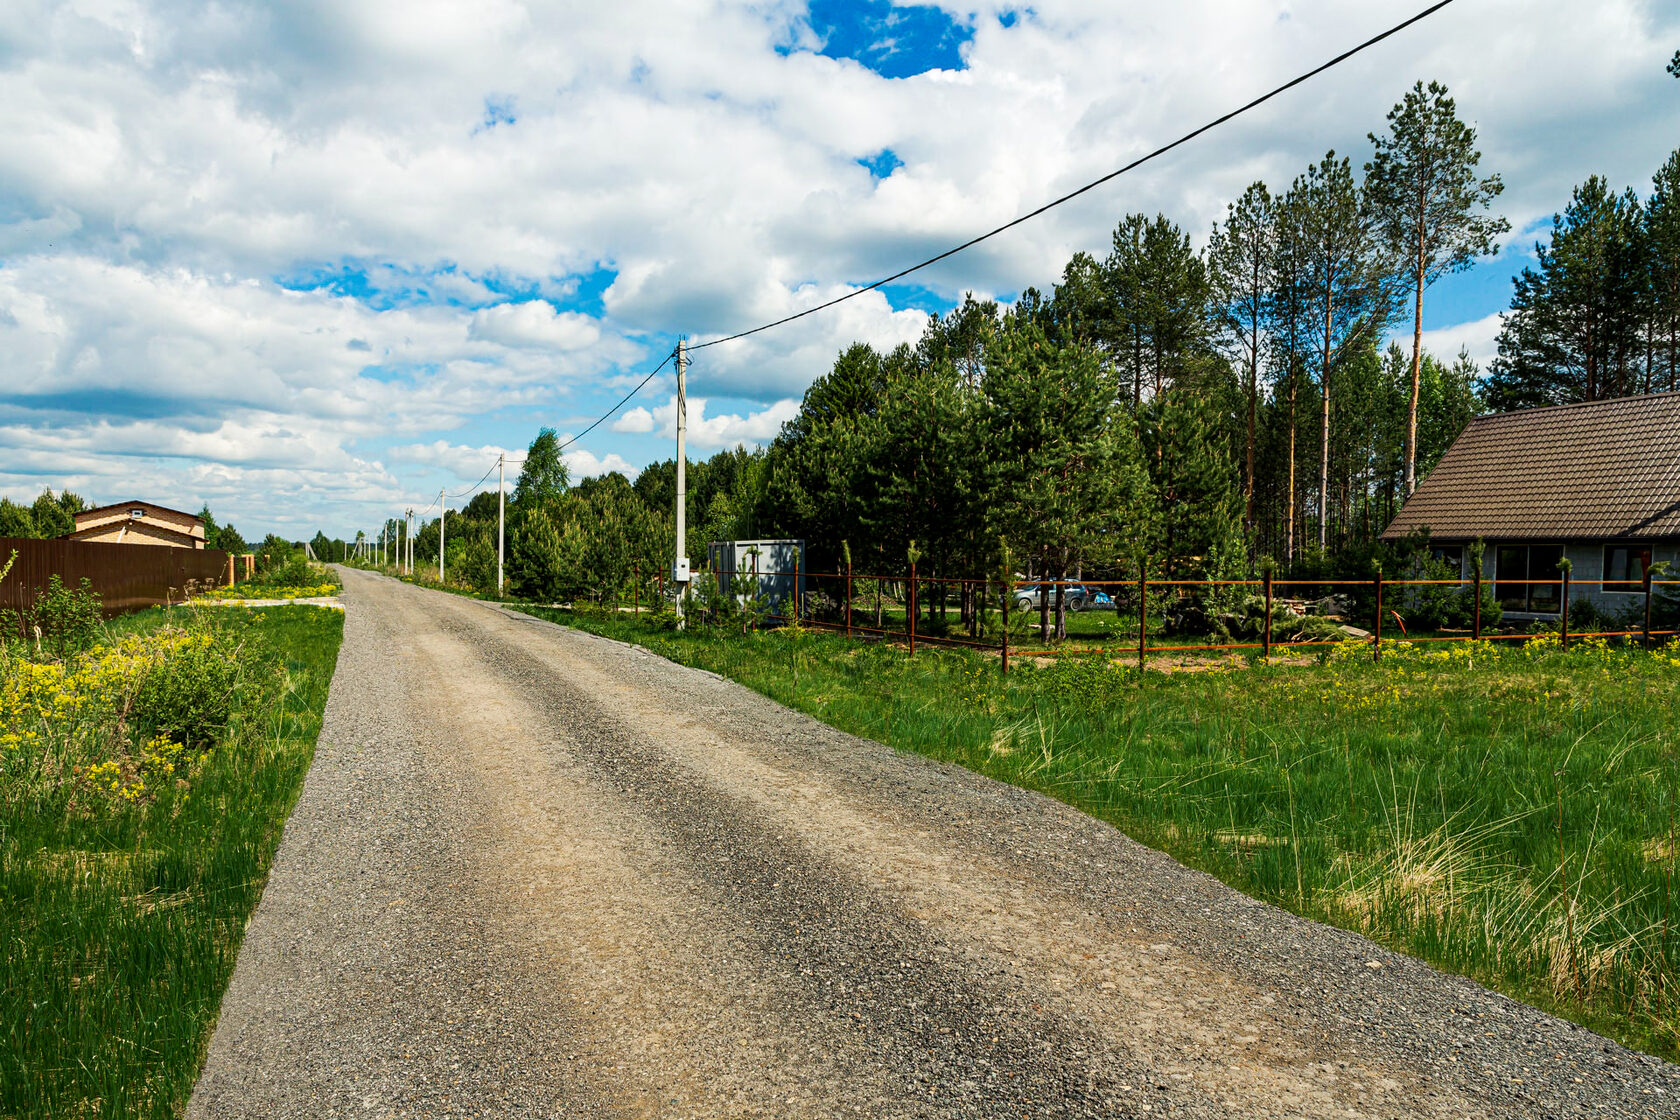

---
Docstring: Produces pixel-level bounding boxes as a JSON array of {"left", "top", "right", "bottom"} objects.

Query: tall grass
[
  {"left": 547, "top": 607, "right": 1680, "bottom": 1062},
  {"left": 0, "top": 604, "right": 343, "bottom": 1119}
]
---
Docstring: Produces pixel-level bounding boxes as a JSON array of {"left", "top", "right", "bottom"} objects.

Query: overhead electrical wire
[
  {"left": 554, "top": 347, "right": 677, "bottom": 454},
  {"left": 692, "top": 0, "right": 1458, "bottom": 352},
  {"left": 392, "top": 0, "right": 1455, "bottom": 511}
]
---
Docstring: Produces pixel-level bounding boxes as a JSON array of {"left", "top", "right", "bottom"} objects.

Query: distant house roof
[
  {"left": 70, "top": 501, "right": 207, "bottom": 548},
  {"left": 1382, "top": 393, "right": 1680, "bottom": 543}
]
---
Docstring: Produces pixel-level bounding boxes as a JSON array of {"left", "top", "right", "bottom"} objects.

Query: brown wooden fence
[{"left": 0, "top": 537, "right": 233, "bottom": 620}]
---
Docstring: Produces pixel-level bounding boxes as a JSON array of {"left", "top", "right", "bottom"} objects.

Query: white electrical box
[{"left": 673, "top": 556, "right": 691, "bottom": 583}]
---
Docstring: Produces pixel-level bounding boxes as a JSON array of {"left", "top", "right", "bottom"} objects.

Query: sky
[{"left": 1, "top": 0, "right": 1677, "bottom": 541}]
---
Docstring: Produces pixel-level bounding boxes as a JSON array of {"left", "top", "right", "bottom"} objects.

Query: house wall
[{"left": 1467, "top": 540, "right": 1680, "bottom": 619}]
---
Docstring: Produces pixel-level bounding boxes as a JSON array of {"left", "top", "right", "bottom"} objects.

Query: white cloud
[
  {"left": 563, "top": 447, "right": 638, "bottom": 479},
  {"left": 469, "top": 301, "right": 600, "bottom": 350},
  {"left": 646, "top": 396, "right": 801, "bottom": 449},
  {"left": 2, "top": 0, "right": 1676, "bottom": 535},
  {"left": 1418, "top": 311, "right": 1509, "bottom": 371},
  {"left": 611, "top": 406, "right": 655, "bottom": 433}
]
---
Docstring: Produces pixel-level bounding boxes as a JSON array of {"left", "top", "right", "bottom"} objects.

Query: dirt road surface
[{"left": 187, "top": 569, "right": 1679, "bottom": 1118}]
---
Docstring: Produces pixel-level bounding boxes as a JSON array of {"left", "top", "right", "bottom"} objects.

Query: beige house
[{"left": 71, "top": 501, "right": 207, "bottom": 549}]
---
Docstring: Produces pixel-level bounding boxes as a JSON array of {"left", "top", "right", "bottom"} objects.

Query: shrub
[
  {"left": 249, "top": 551, "right": 314, "bottom": 588},
  {"left": 15, "top": 575, "right": 104, "bottom": 660},
  {"left": 133, "top": 631, "right": 245, "bottom": 749}
]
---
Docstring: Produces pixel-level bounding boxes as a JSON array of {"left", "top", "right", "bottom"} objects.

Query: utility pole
[
  {"left": 497, "top": 452, "right": 506, "bottom": 598},
  {"left": 438, "top": 487, "right": 446, "bottom": 583},
  {"left": 406, "top": 509, "right": 414, "bottom": 574},
  {"left": 674, "top": 339, "right": 689, "bottom": 628}
]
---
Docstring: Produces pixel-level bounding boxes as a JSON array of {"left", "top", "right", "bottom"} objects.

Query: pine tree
[
  {"left": 1286, "top": 152, "right": 1391, "bottom": 549},
  {"left": 1365, "top": 80, "right": 1507, "bottom": 496},
  {"left": 1646, "top": 150, "right": 1680, "bottom": 392},
  {"left": 984, "top": 319, "right": 1152, "bottom": 639},
  {"left": 1488, "top": 177, "right": 1648, "bottom": 407},
  {"left": 1207, "top": 182, "right": 1275, "bottom": 536}
]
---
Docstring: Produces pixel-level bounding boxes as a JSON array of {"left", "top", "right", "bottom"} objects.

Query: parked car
[{"left": 1010, "top": 582, "right": 1088, "bottom": 613}]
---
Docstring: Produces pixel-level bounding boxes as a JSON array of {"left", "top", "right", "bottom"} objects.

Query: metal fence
[
  {"left": 629, "top": 559, "right": 1680, "bottom": 673},
  {"left": 0, "top": 536, "right": 234, "bottom": 620}
]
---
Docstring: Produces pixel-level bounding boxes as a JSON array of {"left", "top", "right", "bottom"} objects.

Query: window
[
  {"left": 128, "top": 508, "right": 145, "bottom": 519},
  {"left": 1495, "top": 544, "right": 1564, "bottom": 612},
  {"left": 1430, "top": 546, "right": 1464, "bottom": 581},
  {"left": 1603, "top": 545, "right": 1651, "bottom": 593}
]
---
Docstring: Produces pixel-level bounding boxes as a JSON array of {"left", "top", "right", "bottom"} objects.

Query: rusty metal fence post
[
  {"left": 1137, "top": 571, "right": 1148, "bottom": 671},
  {"left": 1644, "top": 569, "right": 1655, "bottom": 649},
  {"left": 845, "top": 555, "right": 853, "bottom": 638},
  {"left": 1560, "top": 566, "right": 1571, "bottom": 651},
  {"left": 1473, "top": 563, "right": 1483, "bottom": 641},
  {"left": 1373, "top": 576, "right": 1383, "bottom": 663},
  {"left": 1001, "top": 577, "right": 1010, "bottom": 675},
  {"left": 1262, "top": 571, "right": 1273, "bottom": 663},
  {"left": 908, "top": 560, "right": 917, "bottom": 656}
]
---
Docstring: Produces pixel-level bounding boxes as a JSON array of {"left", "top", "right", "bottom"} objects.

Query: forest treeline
[{"left": 341, "top": 80, "right": 1680, "bottom": 632}]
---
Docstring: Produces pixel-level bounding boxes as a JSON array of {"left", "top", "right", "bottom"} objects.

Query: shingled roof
[{"left": 1382, "top": 392, "right": 1680, "bottom": 543}]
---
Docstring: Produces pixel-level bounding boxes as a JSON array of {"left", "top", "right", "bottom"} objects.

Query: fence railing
[
  {"left": 618, "top": 559, "right": 1680, "bottom": 673},
  {"left": 1, "top": 536, "right": 235, "bottom": 621}
]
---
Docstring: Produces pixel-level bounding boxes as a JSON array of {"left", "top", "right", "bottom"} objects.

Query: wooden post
[
  {"left": 1473, "top": 562, "right": 1483, "bottom": 641},
  {"left": 908, "top": 560, "right": 917, "bottom": 655},
  {"left": 795, "top": 550, "right": 802, "bottom": 623},
  {"left": 1373, "top": 575, "right": 1383, "bottom": 662},
  {"left": 1262, "top": 571, "right": 1273, "bottom": 663},
  {"left": 1137, "top": 571, "right": 1148, "bottom": 671},
  {"left": 634, "top": 562, "right": 639, "bottom": 616},
  {"left": 1560, "top": 566, "right": 1571, "bottom": 651}
]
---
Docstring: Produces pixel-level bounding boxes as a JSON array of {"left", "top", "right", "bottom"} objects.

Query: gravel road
[{"left": 187, "top": 569, "right": 1680, "bottom": 1118}]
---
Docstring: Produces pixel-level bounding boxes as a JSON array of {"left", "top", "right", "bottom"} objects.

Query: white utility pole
[
  {"left": 406, "top": 509, "right": 414, "bottom": 574},
  {"left": 674, "top": 339, "right": 689, "bottom": 627},
  {"left": 438, "top": 487, "right": 446, "bottom": 582},
  {"left": 497, "top": 452, "right": 506, "bottom": 598}
]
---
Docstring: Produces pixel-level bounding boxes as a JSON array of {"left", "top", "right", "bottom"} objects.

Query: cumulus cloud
[
  {"left": 645, "top": 396, "right": 802, "bottom": 449},
  {"left": 1420, "top": 311, "right": 1509, "bottom": 371},
  {"left": 1, "top": 0, "right": 1675, "bottom": 535},
  {"left": 611, "top": 406, "right": 655, "bottom": 434}
]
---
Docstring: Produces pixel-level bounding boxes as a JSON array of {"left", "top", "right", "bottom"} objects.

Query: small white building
[{"left": 706, "top": 539, "right": 806, "bottom": 611}]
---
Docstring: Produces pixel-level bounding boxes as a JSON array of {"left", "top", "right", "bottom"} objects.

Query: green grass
[
  {"left": 1, "top": 604, "right": 343, "bottom": 1119},
  {"left": 543, "top": 605, "right": 1680, "bottom": 1063}
]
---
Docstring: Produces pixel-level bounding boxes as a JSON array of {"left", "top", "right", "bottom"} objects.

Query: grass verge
[
  {"left": 1, "top": 603, "right": 344, "bottom": 1119},
  {"left": 541, "top": 605, "right": 1680, "bottom": 1063}
]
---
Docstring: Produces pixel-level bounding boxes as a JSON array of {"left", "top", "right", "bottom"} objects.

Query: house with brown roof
[
  {"left": 70, "top": 501, "right": 207, "bottom": 549},
  {"left": 1382, "top": 393, "right": 1680, "bottom": 618}
]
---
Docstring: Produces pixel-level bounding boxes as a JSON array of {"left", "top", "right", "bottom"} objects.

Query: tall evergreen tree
[
  {"left": 1365, "top": 80, "right": 1507, "bottom": 496},
  {"left": 984, "top": 320, "right": 1152, "bottom": 639},
  {"left": 1646, "top": 150, "right": 1680, "bottom": 393},
  {"left": 1287, "top": 152, "right": 1390, "bottom": 548},
  {"left": 1488, "top": 177, "right": 1648, "bottom": 407},
  {"left": 1207, "top": 182, "right": 1275, "bottom": 535}
]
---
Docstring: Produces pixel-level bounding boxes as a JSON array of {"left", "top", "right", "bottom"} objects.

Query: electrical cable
[
  {"left": 555, "top": 347, "right": 676, "bottom": 453},
  {"left": 692, "top": 0, "right": 1458, "bottom": 352}
]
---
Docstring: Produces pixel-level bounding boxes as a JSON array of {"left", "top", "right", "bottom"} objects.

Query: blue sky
[{"left": 1, "top": 0, "right": 1677, "bottom": 541}]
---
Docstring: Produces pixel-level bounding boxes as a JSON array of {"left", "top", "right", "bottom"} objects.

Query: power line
[
  {"left": 692, "top": 0, "right": 1458, "bottom": 352},
  {"left": 556, "top": 347, "right": 677, "bottom": 453}
]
